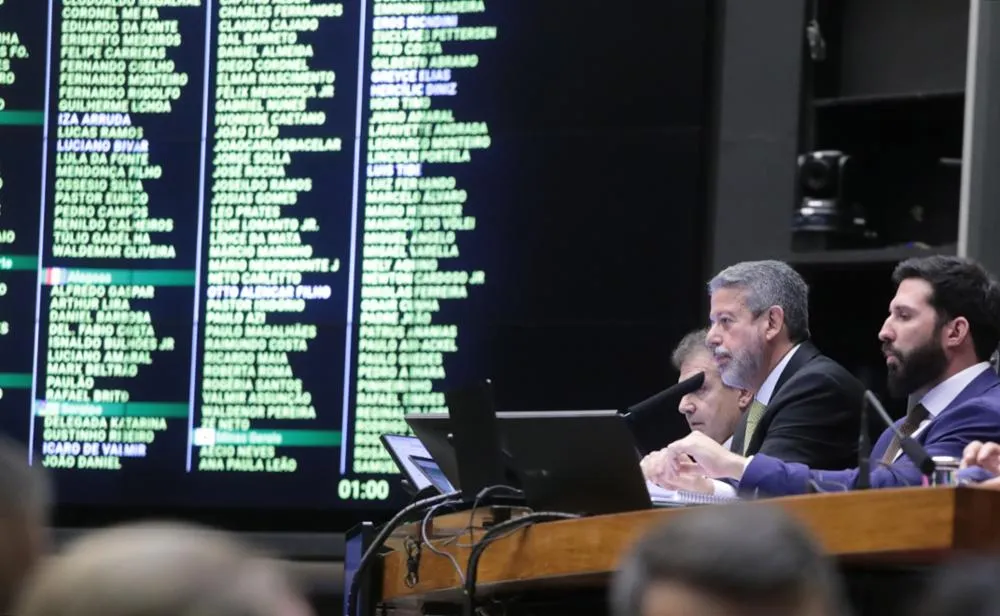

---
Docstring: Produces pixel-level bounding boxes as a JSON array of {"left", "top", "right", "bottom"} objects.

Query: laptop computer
[
  {"left": 409, "top": 454, "right": 455, "bottom": 494},
  {"left": 497, "top": 410, "right": 737, "bottom": 515},
  {"left": 406, "top": 406, "right": 734, "bottom": 514},
  {"left": 496, "top": 410, "right": 653, "bottom": 515},
  {"left": 403, "top": 412, "right": 521, "bottom": 493},
  {"left": 380, "top": 433, "right": 456, "bottom": 495}
]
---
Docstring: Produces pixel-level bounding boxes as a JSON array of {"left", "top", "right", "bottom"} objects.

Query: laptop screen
[
  {"left": 410, "top": 455, "right": 455, "bottom": 493},
  {"left": 381, "top": 434, "right": 454, "bottom": 493}
]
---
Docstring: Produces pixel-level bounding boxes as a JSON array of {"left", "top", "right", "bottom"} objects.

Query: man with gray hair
[
  {"left": 671, "top": 328, "right": 753, "bottom": 447},
  {"left": 643, "top": 260, "right": 864, "bottom": 495}
]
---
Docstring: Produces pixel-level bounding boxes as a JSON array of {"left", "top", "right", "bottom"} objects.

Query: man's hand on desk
[
  {"left": 641, "top": 451, "right": 714, "bottom": 493},
  {"left": 958, "top": 440, "right": 1000, "bottom": 488},
  {"left": 962, "top": 440, "right": 1000, "bottom": 474},
  {"left": 640, "top": 432, "right": 750, "bottom": 490}
]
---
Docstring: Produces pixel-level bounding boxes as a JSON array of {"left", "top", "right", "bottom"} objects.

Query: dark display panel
[{"left": 0, "top": 0, "right": 711, "bottom": 526}]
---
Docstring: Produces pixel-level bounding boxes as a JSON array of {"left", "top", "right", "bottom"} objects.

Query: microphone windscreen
[{"left": 624, "top": 372, "right": 705, "bottom": 419}]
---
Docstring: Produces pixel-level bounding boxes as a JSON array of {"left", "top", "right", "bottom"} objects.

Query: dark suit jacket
[
  {"left": 730, "top": 341, "right": 865, "bottom": 470},
  {"left": 741, "top": 368, "right": 1000, "bottom": 496}
]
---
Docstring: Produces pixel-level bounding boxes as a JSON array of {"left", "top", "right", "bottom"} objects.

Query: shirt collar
[
  {"left": 910, "top": 362, "right": 991, "bottom": 417},
  {"left": 755, "top": 344, "right": 801, "bottom": 405},
  {"left": 722, "top": 435, "right": 733, "bottom": 450}
]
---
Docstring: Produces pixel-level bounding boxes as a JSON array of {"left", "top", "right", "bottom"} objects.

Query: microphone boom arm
[
  {"left": 863, "top": 390, "right": 936, "bottom": 477},
  {"left": 855, "top": 395, "right": 871, "bottom": 489}
]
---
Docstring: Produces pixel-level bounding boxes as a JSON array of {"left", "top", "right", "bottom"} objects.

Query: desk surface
[{"left": 378, "top": 487, "right": 1000, "bottom": 605}]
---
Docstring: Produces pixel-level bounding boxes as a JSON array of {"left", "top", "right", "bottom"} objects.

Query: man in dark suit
[
  {"left": 728, "top": 340, "right": 865, "bottom": 465},
  {"left": 649, "top": 260, "right": 864, "bottom": 495},
  {"left": 707, "top": 260, "right": 866, "bottom": 467},
  {"left": 642, "top": 255, "right": 1000, "bottom": 496}
]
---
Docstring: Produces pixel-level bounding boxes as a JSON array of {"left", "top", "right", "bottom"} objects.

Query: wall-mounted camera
[{"left": 792, "top": 150, "right": 874, "bottom": 251}]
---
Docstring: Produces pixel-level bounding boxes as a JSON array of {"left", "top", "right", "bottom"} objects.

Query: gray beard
[{"left": 721, "top": 351, "right": 763, "bottom": 390}]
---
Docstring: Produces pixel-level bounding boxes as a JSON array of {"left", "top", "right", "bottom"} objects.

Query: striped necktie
[
  {"left": 742, "top": 399, "right": 767, "bottom": 455},
  {"left": 881, "top": 403, "right": 930, "bottom": 463}
]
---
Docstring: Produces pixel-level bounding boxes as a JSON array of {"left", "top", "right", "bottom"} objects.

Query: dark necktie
[{"left": 881, "top": 403, "right": 930, "bottom": 464}]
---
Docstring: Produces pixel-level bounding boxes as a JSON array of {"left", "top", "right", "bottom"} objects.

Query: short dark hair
[
  {"left": 892, "top": 256, "right": 1000, "bottom": 361},
  {"left": 913, "top": 557, "right": 1000, "bottom": 616},
  {"left": 610, "top": 504, "right": 844, "bottom": 616},
  {"left": 671, "top": 328, "right": 712, "bottom": 371}
]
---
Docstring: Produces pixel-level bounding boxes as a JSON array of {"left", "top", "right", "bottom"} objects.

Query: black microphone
[
  {"left": 622, "top": 372, "right": 705, "bottom": 419},
  {"left": 864, "top": 390, "right": 936, "bottom": 476},
  {"left": 622, "top": 373, "right": 706, "bottom": 456},
  {"left": 854, "top": 394, "right": 871, "bottom": 489}
]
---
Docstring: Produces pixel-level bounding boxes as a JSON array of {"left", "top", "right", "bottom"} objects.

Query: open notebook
[{"left": 646, "top": 480, "right": 740, "bottom": 507}]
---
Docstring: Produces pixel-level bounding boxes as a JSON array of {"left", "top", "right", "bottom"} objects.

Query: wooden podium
[{"left": 376, "top": 487, "right": 1000, "bottom": 613}]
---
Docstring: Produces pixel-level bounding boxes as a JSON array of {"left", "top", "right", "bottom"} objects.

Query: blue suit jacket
[{"left": 740, "top": 368, "right": 1000, "bottom": 496}]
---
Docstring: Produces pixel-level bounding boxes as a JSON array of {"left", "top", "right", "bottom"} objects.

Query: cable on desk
[
  {"left": 347, "top": 490, "right": 459, "bottom": 616},
  {"left": 419, "top": 485, "right": 526, "bottom": 581},
  {"left": 458, "top": 485, "right": 524, "bottom": 544},
  {"left": 421, "top": 498, "right": 467, "bottom": 581},
  {"left": 424, "top": 485, "right": 526, "bottom": 549},
  {"left": 462, "top": 511, "right": 580, "bottom": 616}
]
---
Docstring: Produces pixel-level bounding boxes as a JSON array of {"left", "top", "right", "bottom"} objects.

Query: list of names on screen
[{"left": 0, "top": 0, "right": 495, "bottom": 506}]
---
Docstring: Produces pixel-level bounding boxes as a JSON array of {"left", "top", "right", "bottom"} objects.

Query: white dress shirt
[
  {"left": 754, "top": 344, "right": 801, "bottom": 406},
  {"left": 712, "top": 345, "right": 801, "bottom": 496}
]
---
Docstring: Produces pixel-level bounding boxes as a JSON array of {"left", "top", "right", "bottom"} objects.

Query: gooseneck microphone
[
  {"left": 864, "top": 390, "right": 936, "bottom": 476},
  {"left": 622, "top": 372, "right": 705, "bottom": 419},
  {"left": 854, "top": 394, "right": 871, "bottom": 489},
  {"left": 621, "top": 372, "right": 706, "bottom": 456}
]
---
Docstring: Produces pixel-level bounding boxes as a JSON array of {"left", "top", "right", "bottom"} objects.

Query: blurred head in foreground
[
  {"left": 0, "top": 435, "right": 51, "bottom": 614},
  {"left": 912, "top": 556, "right": 1000, "bottom": 616},
  {"left": 610, "top": 504, "right": 845, "bottom": 616},
  {"left": 16, "top": 521, "right": 313, "bottom": 616}
]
